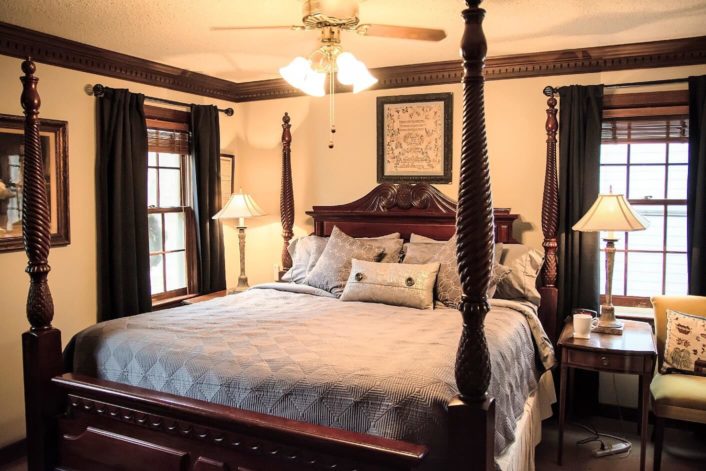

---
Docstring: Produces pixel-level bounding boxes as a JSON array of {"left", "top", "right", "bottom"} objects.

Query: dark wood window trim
[
  {"left": 601, "top": 91, "right": 689, "bottom": 307},
  {"left": 145, "top": 106, "right": 198, "bottom": 305}
]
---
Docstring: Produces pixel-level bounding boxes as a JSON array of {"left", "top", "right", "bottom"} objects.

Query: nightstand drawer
[{"left": 567, "top": 349, "right": 644, "bottom": 373}]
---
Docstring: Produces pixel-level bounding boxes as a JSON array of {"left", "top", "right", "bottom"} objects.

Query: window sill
[
  {"left": 152, "top": 293, "right": 198, "bottom": 311},
  {"left": 615, "top": 305, "right": 654, "bottom": 326}
]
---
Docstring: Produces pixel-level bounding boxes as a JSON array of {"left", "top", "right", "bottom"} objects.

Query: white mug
[{"left": 573, "top": 313, "right": 598, "bottom": 339}]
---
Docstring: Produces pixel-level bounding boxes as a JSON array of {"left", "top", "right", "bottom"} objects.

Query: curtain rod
[
  {"left": 543, "top": 77, "right": 689, "bottom": 96},
  {"left": 88, "top": 84, "right": 234, "bottom": 116}
]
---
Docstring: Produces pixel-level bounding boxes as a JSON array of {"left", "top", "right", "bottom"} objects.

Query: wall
[
  {"left": 234, "top": 63, "right": 706, "bottom": 408},
  {"left": 0, "top": 54, "right": 240, "bottom": 447}
]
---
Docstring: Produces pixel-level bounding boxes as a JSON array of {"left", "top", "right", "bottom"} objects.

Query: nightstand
[
  {"left": 557, "top": 319, "right": 656, "bottom": 470},
  {"left": 182, "top": 289, "right": 228, "bottom": 305}
]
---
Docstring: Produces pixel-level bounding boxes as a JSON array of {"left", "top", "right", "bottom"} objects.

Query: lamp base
[{"left": 592, "top": 304, "right": 624, "bottom": 335}]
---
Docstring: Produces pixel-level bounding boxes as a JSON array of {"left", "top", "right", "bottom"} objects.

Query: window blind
[
  {"left": 601, "top": 118, "right": 689, "bottom": 143},
  {"left": 147, "top": 128, "right": 190, "bottom": 154}
]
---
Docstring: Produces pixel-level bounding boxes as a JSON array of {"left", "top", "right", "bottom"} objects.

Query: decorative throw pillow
[
  {"left": 281, "top": 235, "right": 329, "bottom": 283},
  {"left": 410, "top": 233, "right": 445, "bottom": 243},
  {"left": 304, "top": 227, "right": 385, "bottom": 296},
  {"left": 494, "top": 244, "right": 544, "bottom": 306},
  {"left": 365, "top": 238, "right": 405, "bottom": 263},
  {"left": 402, "top": 242, "right": 444, "bottom": 264},
  {"left": 661, "top": 309, "right": 706, "bottom": 376},
  {"left": 340, "top": 259, "right": 440, "bottom": 310}
]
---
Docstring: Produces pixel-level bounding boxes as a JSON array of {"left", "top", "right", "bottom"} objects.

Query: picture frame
[
  {"left": 219, "top": 153, "right": 235, "bottom": 208},
  {"left": 0, "top": 113, "right": 69, "bottom": 253},
  {"left": 377, "top": 92, "right": 453, "bottom": 184}
]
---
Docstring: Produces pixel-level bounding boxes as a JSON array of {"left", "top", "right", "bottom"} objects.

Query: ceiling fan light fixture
[
  {"left": 280, "top": 56, "right": 326, "bottom": 97},
  {"left": 335, "top": 51, "right": 377, "bottom": 93}
]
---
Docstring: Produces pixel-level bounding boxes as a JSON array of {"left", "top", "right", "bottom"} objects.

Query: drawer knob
[{"left": 601, "top": 356, "right": 609, "bottom": 366}]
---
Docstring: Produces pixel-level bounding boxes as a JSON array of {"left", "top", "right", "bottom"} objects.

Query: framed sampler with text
[{"left": 377, "top": 92, "right": 452, "bottom": 183}]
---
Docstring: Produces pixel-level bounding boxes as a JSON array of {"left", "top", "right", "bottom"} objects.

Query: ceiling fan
[
  {"left": 213, "top": 0, "right": 446, "bottom": 149},
  {"left": 212, "top": 0, "right": 447, "bottom": 42}
]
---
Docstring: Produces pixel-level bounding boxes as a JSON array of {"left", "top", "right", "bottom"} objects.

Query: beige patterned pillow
[
  {"left": 662, "top": 309, "right": 706, "bottom": 376},
  {"left": 365, "top": 238, "right": 404, "bottom": 263},
  {"left": 495, "top": 245, "right": 544, "bottom": 306},
  {"left": 304, "top": 227, "right": 384, "bottom": 296},
  {"left": 428, "top": 237, "right": 508, "bottom": 308},
  {"left": 402, "top": 242, "right": 444, "bottom": 264},
  {"left": 410, "top": 233, "right": 445, "bottom": 243},
  {"left": 340, "top": 259, "right": 440, "bottom": 310},
  {"left": 281, "top": 235, "right": 329, "bottom": 283}
]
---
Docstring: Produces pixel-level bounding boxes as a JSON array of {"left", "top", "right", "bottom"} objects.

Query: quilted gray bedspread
[{"left": 70, "top": 284, "right": 555, "bottom": 468}]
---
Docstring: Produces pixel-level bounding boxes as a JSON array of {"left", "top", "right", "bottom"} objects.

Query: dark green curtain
[
  {"left": 557, "top": 85, "right": 604, "bottom": 319},
  {"left": 97, "top": 88, "right": 151, "bottom": 321},
  {"left": 190, "top": 105, "right": 226, "bottom": 293},
  {"left": 688, "top": 76, "right": 706, "bottom": 296}
]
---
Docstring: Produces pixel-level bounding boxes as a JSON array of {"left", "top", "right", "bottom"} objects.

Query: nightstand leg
[
  {"left": 558, "top": 364, "right": 568, "bottom": 465},
  {"left": 637, "top": 375, "right": 643, "bottom": 435},
  {"left": 639, "top": 372, "right": 651, "bottom": 471}
]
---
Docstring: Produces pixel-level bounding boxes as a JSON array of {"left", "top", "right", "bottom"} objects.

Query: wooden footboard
[{"left": 53, "top": 374, "right": 426, "bottom": 470}]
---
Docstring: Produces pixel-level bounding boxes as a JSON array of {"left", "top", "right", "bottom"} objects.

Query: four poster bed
[{"left": 18, "top": 2, "right": 562, "bottom": 470}]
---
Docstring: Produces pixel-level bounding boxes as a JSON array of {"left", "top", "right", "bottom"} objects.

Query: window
[
  {"left": 599, "top": 92, "right": 689, "bottom": 307},
  {"left": 146, "top": 107, "right": 197, "bottom": 304}
]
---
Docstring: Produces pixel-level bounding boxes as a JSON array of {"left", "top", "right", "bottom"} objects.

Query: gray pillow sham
[
  {"left": 283, "top": 232, "right": 402, "bottom": 283},
  {"left": 340, "top": 259, "right": 440, "bottom": 310},
  {"left": 304, "top": 227, "right": 385, "bottom": 296},
  {"left": 495, "top": 244, "right": 544, "bottom": 306}
]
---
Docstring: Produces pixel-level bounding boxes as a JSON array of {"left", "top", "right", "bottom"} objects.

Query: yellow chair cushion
[{"left": 651, "top": 370, "right": 706, "bottom": 423}]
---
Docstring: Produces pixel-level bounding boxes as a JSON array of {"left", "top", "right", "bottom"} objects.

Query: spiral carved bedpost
[
  {"left": 280, "top": 112, "right": 294, "bottom": 276},
  {"left": 20, "top": 58, "right": 63, "bottom": 471},
  {"left": 539, "top": 86, "right": 560, "bottom": 343},
  {"left": 447, "top": 2, "right": 496, "bottom": 470}
]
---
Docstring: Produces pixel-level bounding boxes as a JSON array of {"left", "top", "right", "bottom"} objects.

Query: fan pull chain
[{"left": 329, "top": 70, "right": 336, "bottom": 149}]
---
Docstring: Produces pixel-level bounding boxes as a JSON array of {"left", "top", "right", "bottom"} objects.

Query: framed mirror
[{"left": 0, "top": 114, "right": 69, "bottom": 252}]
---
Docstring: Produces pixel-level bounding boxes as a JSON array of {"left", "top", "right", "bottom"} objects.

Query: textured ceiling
[{"left": 1, "top": 0, "right": 705, "bottom": 83}]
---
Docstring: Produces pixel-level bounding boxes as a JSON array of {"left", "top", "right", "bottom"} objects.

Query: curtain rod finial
[
  {"left": 224, "top": 107, "right": 234, "bottom": 117},
  {"left": 543, "top": 86, "right": 557, "bottom": 97}
]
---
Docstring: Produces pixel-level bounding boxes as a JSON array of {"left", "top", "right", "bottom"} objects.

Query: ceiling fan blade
[
  {"left": 355, "top": 24, "right": 446, "bottom": 41},
  {"left": 211, "top": 25, "right": 305, "bottom": 31}
]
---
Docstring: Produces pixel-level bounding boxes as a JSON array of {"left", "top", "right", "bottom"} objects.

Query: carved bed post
[
  {"left": 20, "top": 58, "right": 63, "bottom": 471},
  {"left": 280, "top": 112, "right": 294, "bottom": 274},
  {"left": 539, "top": 86, "right": 560, "bottom": 343},
  {"left": 448, "top": 2, "right": 496, "bottom": 470}
]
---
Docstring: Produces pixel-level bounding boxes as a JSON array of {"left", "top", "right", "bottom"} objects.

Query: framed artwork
[
  {"left": 219, "top": 153, "right": 235, "bottom": 207},
  {"left": 0, "top": 114, "right": 69, "bottom": 253},
  {"left": 377, "top": 92, "right": 453, "bottom": 183}
]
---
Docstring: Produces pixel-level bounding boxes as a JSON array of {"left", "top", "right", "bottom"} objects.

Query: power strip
[{"left": 593, "top": 442, "right": 631, "bottom": 457}]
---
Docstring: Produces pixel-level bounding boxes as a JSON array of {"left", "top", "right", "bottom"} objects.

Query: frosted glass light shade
[
  {"left": 572, "top": 193, "right": 649, "bottom": 233},
  {"left": 336, "top": 52, "right": 377, "bottom": 93},
  {"left": 212, "top": 193, "right": 266, "bottom": 220},
  {"left": 280, "top": 57, "right": 326, "bottom": 97}
]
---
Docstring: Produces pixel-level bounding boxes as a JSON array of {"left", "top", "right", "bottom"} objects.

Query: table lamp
[
  {"left": 572, "top": 192, "right": 648, "bottom": 335},
  {"left": 212, "top": 190, "right": 266, "bottom": 292}
]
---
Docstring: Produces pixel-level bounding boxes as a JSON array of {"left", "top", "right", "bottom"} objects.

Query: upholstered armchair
[{"left": 650, "top": 295, "right": 706, "bottom": 471}]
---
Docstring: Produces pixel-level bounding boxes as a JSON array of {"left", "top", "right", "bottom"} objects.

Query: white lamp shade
[
  {"left": 212, "top": 193, "right": 266, "bottom": 220},
  {"left": 336, "top": 52, "right": 377, "bottom": 93},
  {"left": 572, "top": 193, "right": 649, "bottom": 233}
]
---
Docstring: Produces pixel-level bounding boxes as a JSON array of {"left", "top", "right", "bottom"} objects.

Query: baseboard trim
[{"left": 0, "top": 438, "right": 26, "bottom": 467}]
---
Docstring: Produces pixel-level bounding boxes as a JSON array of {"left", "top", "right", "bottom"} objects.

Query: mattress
[{"left": 69, "top": 283, "right": 555, "bottom": 468}]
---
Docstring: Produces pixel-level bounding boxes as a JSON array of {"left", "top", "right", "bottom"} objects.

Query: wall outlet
[{"left": 593, "top": 442, "right": 631, "bottom": 457}]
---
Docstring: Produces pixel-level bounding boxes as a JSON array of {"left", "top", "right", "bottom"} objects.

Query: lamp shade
[
  {"left": 572, "top": 193, "right": 649, "bottom": 233},
  {"left": 212, "top": 192, "right": 266, "bottom": 221}
]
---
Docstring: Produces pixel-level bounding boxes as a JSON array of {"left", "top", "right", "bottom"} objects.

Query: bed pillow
[
  {"left": 494, "top": 244, "right": 544, "bottom": 306},
  {"left": 410, "top": 233, "right": 445, "bottom": 243},
  {"left": 283, "top": 233, "right": 403, "bottom": 282},
  {"left": 661, "top": 309, "right": 706, "bottom": 376},
  {"left": 304, "top": 227, "right": 385, "bottom": 296},
  {"left": 402, "top": 242, "right": 444, "bottom": 264},
  {"left": 281, "top": 235, "right": 329, "bottom": 283},
  {"left": 340, "top": 259, "right": 440, "bottom": 310},
  {"left": 365, "top": 238, "right": 405, "bottom": 263}
]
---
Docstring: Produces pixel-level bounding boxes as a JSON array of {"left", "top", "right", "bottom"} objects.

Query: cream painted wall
[
  {"left": 234, "top": 64, "right": 706, "bottom": 289},
  {"left": 0, "top": 54, "right": 239, "bottom": 447}
]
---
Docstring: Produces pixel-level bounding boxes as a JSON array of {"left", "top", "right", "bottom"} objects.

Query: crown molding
[
  {"left": 0, "top": 22, "right": 240, "bottom": 103},
  {"left": 1, "top": 20, "right": 704, "bottom": 104}
]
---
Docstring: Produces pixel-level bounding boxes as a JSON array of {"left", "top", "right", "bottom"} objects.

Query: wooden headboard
[{"left": 306, "top": 183, "right": 518, "bottom": 243}]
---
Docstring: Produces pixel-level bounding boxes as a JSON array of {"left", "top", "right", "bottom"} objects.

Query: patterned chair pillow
[
  {"left": 304, "top": 227, "right": 385, "bottom": 296},
  {"left": 340, "top": 259, "right": 441, "bottom": 310},
  {"left": 662, "top": 309, "right": 706, "bottom": 376}
]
